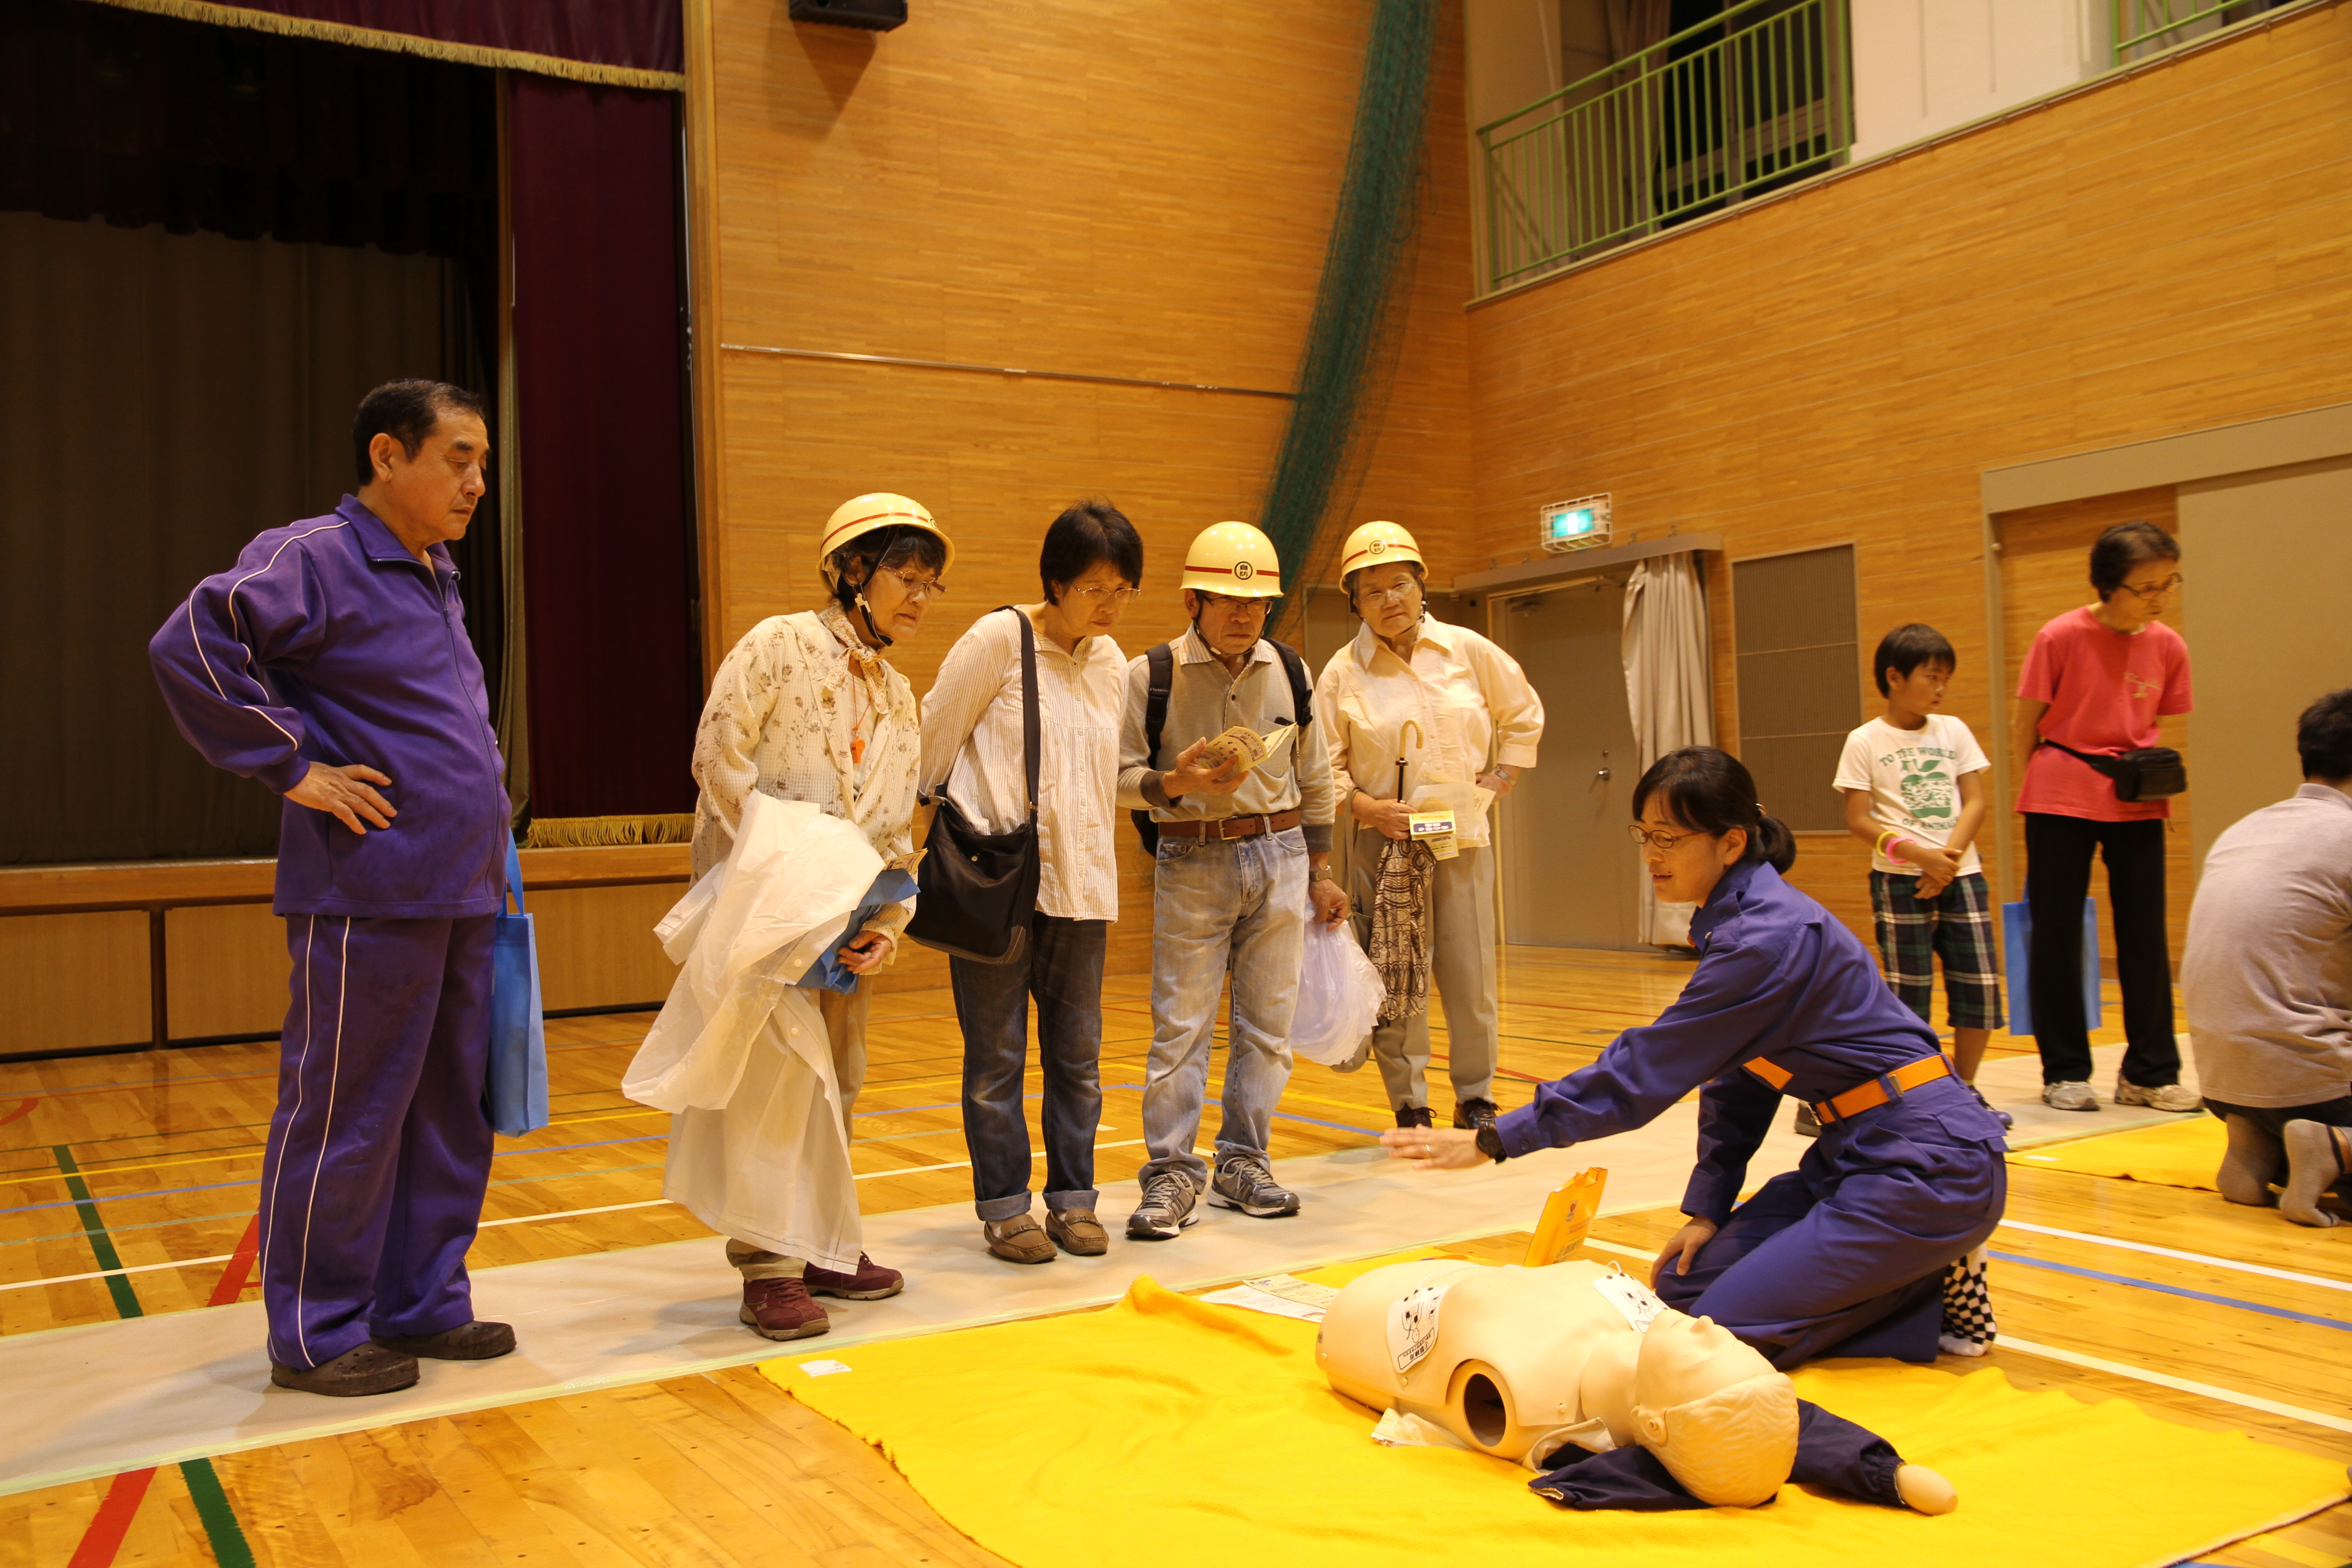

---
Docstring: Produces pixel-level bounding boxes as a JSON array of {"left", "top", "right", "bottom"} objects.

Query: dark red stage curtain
[
  {"left": 222, "top": 0, "right": 680, "bottom": 76},
  {"left": 509, "top": 74, "right": 698, "bottom": 822}
]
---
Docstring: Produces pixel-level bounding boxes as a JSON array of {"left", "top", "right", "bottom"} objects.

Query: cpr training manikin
[{"left": 1317, "top": 1258, "right": 1959, "bottom": 1513}]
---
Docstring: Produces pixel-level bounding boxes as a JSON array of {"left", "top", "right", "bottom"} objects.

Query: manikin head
[{"left": 1629, "top": 1313, "right": 1797, "bottom": 1508}]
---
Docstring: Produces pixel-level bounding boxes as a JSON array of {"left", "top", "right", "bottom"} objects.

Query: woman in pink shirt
[{"left": 2011, "top": 522, "right": 2199, "bottom": 1114}]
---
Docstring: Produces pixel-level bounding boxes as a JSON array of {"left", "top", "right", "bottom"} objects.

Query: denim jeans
[
  {"left": 1138, "top": 827, "right": 1308, "bottom": 1189},
  {"left": 951, "top": 914, "right": 1107, "bottom": 1222}
]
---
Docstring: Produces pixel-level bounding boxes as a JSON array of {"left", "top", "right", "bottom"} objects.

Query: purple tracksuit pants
[{"left": 257, "top": 912, "right": 496, "bottom": 1370}]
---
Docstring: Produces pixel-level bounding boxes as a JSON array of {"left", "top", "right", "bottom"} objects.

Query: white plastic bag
[{"left": 1292, "top": 915, "right": 1385, "bottom": 1067}]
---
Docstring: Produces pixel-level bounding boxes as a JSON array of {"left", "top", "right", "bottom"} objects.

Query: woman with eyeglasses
[
  {"left": 2010, "top": 520, "right": 2197, "bottom": 1116},
  {"left": 671, "top": 494, "right": 951, "bottom": 1342},
  {"left": 918, "top": 500, "right": 1143, "bottom": 1264},
  {"left": 1313, "top": 520, "right": 1544, "bottom": 1137},
  {"left": 1382, "top": 747, "right": 2009, "bottom": 1370}
]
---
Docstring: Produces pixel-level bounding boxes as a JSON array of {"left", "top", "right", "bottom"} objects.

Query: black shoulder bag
[
  {"left": 2045, "top": 740, "right": 2187, "bottom": 803},
  {"left": 907, "top": 608, "right": 1043, "bottom": 963}
]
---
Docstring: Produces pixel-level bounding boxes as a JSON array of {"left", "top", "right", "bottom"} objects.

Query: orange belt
[{"left": 1744, "top": 1053, "right": 1951, "bottom": 1127}]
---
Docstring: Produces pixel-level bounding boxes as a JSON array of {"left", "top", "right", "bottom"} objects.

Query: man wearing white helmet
[
  {"left": 1117, "top": 522, "right": 1349, "bottom": 1240},
  {"left": 671, "top": 493, "right": 949, "bottom": 1339},
  {"left": 1316, "top": 521, "right": 1545, "bottom": 1135}
]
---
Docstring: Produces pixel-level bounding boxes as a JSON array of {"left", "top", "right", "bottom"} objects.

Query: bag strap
[
  {"left": 1003, "top": 606, "right": 1041, "bottom": 823},
  {"left": 1143, "top": 641, "right": 1175, "bottom": 764},
  {"left": 505, "top": 835, "right": 526, "bottom": 916},
  {"left": 2043, "top": 739, "right": 2125, "bottom": 779},
  {"left": 1271, "top": 638, "right": 1312, "bottom": 730}
]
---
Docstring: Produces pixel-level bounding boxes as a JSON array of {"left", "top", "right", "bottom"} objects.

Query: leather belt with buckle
[
  {"left": 1743, "top": 1052, "right": 1951, "bottom": 1127},
  {"left": 1155, "top": 809, "right": 1304, "bottom": 842}
]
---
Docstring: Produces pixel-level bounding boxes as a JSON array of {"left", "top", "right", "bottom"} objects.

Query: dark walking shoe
[
  {"left": 1451, "top": 1098, "right": 1499, "bottom": 1132},
  {"left": 1395, "top": 1105, "right": 1434, "bottom": 1130},
  {"left": 804, "top": 1253, "right": 904, "bottom": 1300},
  {"left": 1045, "top": 1207, "right": 1109, "bottom": 1255},
  {"left": 1963, "top": 1081, "right": 2014, "bottom": 1130},
  {"left": 984, "top": 1214, "right": 1057, "bottom": 1264},
  {"left": 1127, "top": 1171, "right": 1200, "bottom": 1240},
  {"left": 373, "top": 1320, "right": 516, "bottom": 1360},
  {"left": 1209, "top": 1154, "right": 1301, "bottom": 1218},
  {"left": 1793, "top": 1102, "right": 1821, "bottom": 1138},
  {"left": 740, "top": 1276, "right": 830, "bottom": 1339},
  {"left": 271, "top": 1341, "right": 419, "bottom": 1397}
]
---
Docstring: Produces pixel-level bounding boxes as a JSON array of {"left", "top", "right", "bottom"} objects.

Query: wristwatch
[{"left": 1475, "top": 1127, "right": 1506, "bottom": 1163}]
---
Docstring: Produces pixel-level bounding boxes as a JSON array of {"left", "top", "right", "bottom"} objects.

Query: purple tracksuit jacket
[
  {"left": 148, "top": 495, "right": 508, "bottom": 916},
  {"left": 1495, "top": 859, "right": 2007, "bottom": 1367}
]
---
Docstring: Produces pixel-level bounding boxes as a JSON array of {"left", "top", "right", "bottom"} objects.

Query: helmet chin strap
[{"left": 853, "top": 590, "right": 894, "bottom": 648}]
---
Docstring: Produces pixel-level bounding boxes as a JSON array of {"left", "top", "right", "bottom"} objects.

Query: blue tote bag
[
  {"left": 2001, "top": 897, "right": 2102, "bottom": 1038},
  {"left": 488, "top": 837, "right": 549, "bottom": 1136}
]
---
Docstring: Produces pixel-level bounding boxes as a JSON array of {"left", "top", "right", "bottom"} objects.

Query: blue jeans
[
  {"left": 1138, "top": 827, "right": 1308, "bottom": 1188},
  {"left": 951, "top": 914, "right": 1106, "bottom": 1222}
]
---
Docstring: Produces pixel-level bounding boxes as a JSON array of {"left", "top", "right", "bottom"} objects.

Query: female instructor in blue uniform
[{"left": 1384, "top": 746, "right": 2006, "bottom": 1368}]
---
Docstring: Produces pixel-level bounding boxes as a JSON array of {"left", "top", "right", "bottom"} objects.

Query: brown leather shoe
[
  {"left": 740, "top": 1276, "right": 830, "bottom": 1339},
  {"left": 270, "top": 1341, "right": 419, "bottom": 1397},
  {"left": 373, "top": 1320, "right": 516, "bottom": 1360},
  {"left": 1044, "top": 1207, "right": 1108, "bottom": 1256},
  {"left": 804, "top": 1253, "right": 905, "bottom": 1300},
  {"left": 984, "top": 1214, "right": 1056, "bottom": 1264}
]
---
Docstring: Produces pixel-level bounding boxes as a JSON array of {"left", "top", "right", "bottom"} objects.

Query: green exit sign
[{"left": 1539, "top": 494, "right": 1611, "bottom": 554}]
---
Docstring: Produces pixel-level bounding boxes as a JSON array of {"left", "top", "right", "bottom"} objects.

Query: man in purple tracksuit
[{"left": 150, "top": 380, "right": 518, "bottom": 1397}]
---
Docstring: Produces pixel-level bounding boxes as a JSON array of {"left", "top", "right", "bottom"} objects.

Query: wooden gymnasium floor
[{"left": 2, "top": 948, "right": 2348, "bottom": 1568}]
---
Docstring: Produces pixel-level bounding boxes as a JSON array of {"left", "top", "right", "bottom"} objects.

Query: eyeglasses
[
  {"left": 1068, "top": 584, "right": 1142, "bottom": 608},
  {"left": 1627, "top": 823, "right": 1710, "bottom": 853},
  {"left": 2116, "top": 573, "right": 2183, "bottom": 602},
  {"left": 873, "top": 566, "right": 949, "bottom": 602},
  {"left": 1356, "top": 580, "right": 1420, "bottom": 606},
  {"left": 1198, "top": 593, "right": 1275, "bottom": 617}
]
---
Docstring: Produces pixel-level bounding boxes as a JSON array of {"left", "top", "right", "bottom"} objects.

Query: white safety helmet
[
  {"left": 818, "top": 493, "right": 954, "bottom": 590},
  {"left": 1181, "top": 521, "right": 1283, "bottom": 598}
]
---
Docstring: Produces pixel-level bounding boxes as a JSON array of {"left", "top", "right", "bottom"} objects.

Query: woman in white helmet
[
  {"left": 1313, "top": 520, "right": 1546, "bottom": 1135},
  {"left": 675, "top": 493, "right": 950, "bottom": 1341},
  {"left": 920, "top": 500, "right": 1145, "bottom": 1265}
]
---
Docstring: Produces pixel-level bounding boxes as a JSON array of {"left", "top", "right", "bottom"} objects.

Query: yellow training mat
[
  {"left": 764, "top": 1259, "right": 2343, "bottom": 1568},
  {"left": 2010, "top": 1115, "right": 2225, "bottom": 1192}
]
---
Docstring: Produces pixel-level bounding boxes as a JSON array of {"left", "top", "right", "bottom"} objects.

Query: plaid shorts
[{"left": 1869, "top": 868, "right": 2005, "bottom": 1033}]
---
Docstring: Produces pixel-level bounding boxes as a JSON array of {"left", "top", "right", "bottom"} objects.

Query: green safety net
[{"left": 1260, "top": 0, "right": 1436, "bottom": 645}]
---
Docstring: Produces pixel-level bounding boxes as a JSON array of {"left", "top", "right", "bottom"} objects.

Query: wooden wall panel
[
  {"left": 166, "top": 903, "right": 287, "bottom": 1040},
  {"left": 697, "top": 0, "right": 1475, "bottom": 979},
  {"left": 0, "top": 912, "right": 147, "bottom": 1054},
  {"left": 1995, "top": 488, "right": 2191, "bottom": 967},
  {"left": 532, "top": 883, "right": 692, "bottom": 1013},
  {"left": 1469, "top": 4, "right": 2352, "bottom": 951}
]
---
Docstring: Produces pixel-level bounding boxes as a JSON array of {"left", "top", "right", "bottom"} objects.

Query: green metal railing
[
  {"left": 1477, "top": 0, "right": 1852, "bottom": 292},
  {"left": 2113, "top": 0, "right": 2288, "bottom": 61}
]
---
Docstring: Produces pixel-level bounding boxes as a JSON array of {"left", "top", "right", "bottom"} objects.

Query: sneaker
[
  {"left": 1127, "top": 1171, "right": 1200, "bottom": 1240},
  {"left": 270, "top": 1341, "right": 419, "bottom": 1397},
  {"left": 1964, "top": 1081, "right": 2014, "bottom": 1130},
  {"left": 803, "top": 1253, "right": 904, "bottom": 1300},
  {"left": 2114, "top": 1078, "right": 2202, "bottom": 1113},
  {"left": 2041, "top": 1080, "right": 2100, "bottom": 1112},
  {"left": 1209, "top": 1154, "right": 1302, "bottom": 1219},
  {"left": 1395, "top": 1105, "right": 1435, "bottom": 1130},
  {"left": 1452, "top": 1098, "right": 1499, "bottom": 1132},
  {"left": 1792, "top": 1102, "right": 1821, "bottom": 1138},
  {"left": 740, "top": 1276, "right": 829, "bottom": 1340},
  {"left": 1045, "top": 1207, "right": 1109, "bottom": 1255},
  {"left": 372, "top": 1320, "right": 515, "bottom": 1360},
  {"left": 983, "top": 1215, "right": 1057, "bottom": 1264}
]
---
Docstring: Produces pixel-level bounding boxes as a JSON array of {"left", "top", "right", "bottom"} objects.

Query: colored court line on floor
[
  {"left": 1988, "top": 1250, "right": 2352, "bottom": 1333},
  {"left": 179, "top": 1457, "right": 256, "bottom": 1568},
  {"left": 206, "top": 1216, "right": 262, "bottom": 1308},
  {"left": 53, "top": 1148, "right": 140, "bottom": 1321},
  {"left": 64, "top": 1465, "right": 155, "bottom": 1568},
  {"left": 1997, "top": 1217, "right": 2352, "bottom": 1294}
]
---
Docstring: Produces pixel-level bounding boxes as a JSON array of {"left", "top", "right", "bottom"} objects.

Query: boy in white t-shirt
[{"left": 1827, "top": 623, "right": 2009, "bottom": 1132}]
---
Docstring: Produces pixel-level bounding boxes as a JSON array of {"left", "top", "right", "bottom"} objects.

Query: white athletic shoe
[
  {"left": 2041, "top": 1080, "right": 2100, "bottom": 1112},
  {"left": 2114, "top": 1078, "right": 2202, "bottom": 1112}
]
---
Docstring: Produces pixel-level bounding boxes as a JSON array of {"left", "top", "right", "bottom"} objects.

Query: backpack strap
[
  {"left": 1143, "top": 640, "right": 1176, "bottom": 765},
  {"left": 1271, "top": 639, "right": 1312, "bottom": 730}
]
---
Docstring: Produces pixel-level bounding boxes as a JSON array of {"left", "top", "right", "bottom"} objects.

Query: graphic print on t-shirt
[
  {"left": 1895, "top": 754, "right": 1955, "bottom": 823},
  {"left": 1833, "top": 713, "right": 1990, "bottom": 876}
]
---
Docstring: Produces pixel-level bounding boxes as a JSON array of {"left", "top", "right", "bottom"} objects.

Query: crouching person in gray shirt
[{"left": 2184, "top": 688, "right": 2352, "bottom": 1227}]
